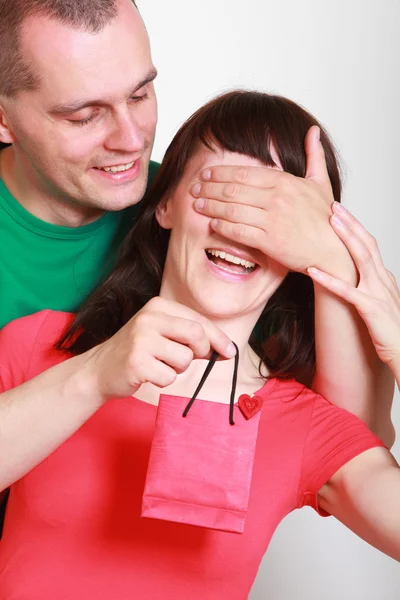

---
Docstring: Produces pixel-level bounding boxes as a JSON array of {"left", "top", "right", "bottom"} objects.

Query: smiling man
[{"left": 0, "top": 0, "right": 158, "bottom": 327}]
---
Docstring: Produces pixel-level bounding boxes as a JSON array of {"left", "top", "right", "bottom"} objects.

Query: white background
[{"left": 140, "top": 0, "right": 400, "bottom": 597}]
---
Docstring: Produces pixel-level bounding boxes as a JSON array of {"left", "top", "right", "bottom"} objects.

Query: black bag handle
[{"left": 182, "top": 342, "right": 239, "bottom": 425}]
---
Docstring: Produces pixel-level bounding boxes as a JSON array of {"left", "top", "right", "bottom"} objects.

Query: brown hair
[
  {"left": 58, "top": 90, "right": 342, "bottom": 384},
  {"left": 0, "top": 0, "right": 137, "bottom": 98}
]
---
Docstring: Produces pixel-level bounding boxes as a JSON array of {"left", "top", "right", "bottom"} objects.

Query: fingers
[
  {"left": 194, "top": 197, "right": 267, "bottom": 228},
  {"left": 304, "top": 126, "right": 332, "bottom": 189},
  {"left": 210, "top": 219, "right": 265, "bottom": 251},
  {"left": 141, "top": 356, "right": 179, "bottom": 388},
  {"left": 329, "top": 205, "right": 386, "bottom": 282},
  {"left": 199, "top": 165, "right": 280, "bottom": 188},
  {"left": 154, "top": 337, "right": 195, "bottom": 373},
  {"left": 307, "top": 267, "right": 366, "bottom": 308},
  {"left": 387, "top": 270, "right": 400, "bottom": 290},
  {"left": 143, "top": 298, "right": 236, "bottom": 358},
  {"left": 155, "top": 315, "right": 211, "bottom": 358},
  {"left": 192, "top": 180, "right": 273, "bottom": 210},
  {"left": 184, "top": 317, "right": 236, "bottom": 360},
  {"left": 333, "top": 203, "right": 376, "bottom": 248},
  {"left": 333, "top": 202, "right": 386, "bottom": 270}
]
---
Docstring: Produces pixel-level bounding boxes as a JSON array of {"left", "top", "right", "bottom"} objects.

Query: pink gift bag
[{"left": 142, "top": 346, "right": 262, "bottom": 533}]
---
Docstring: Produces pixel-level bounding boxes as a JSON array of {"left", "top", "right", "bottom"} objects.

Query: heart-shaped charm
[{"left": 238, "top": 394, "right": 263, "bottom": 420}]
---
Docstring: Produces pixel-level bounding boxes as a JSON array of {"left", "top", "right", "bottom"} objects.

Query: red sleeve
[
  {"left": 0, "top": 310, "right": 54, "bottom": 393},
  {"left": 297, "top": 393, "right": 386, "bottom": 515}
]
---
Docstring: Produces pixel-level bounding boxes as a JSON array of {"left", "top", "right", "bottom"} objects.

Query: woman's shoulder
[
  {"left": 262, "top": 377, "right": 316, "bottom": 405},
  {"left": 0, "top": 310, "right": 75, "bottom": 387},
  {"left": 1, "top": 310, "right": 74, "bottom": 343},
  {"left": 266, "top": 377, "right": 364, "bottom": 421}
]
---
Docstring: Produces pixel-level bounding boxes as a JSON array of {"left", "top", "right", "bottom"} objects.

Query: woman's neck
[{"left": 159, "top": 279, "right": 262, "bottom": 360}]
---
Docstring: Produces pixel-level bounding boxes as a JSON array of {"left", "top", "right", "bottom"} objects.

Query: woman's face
[{"left": 157, "top": 145, "right": 289, "bottom": 323}]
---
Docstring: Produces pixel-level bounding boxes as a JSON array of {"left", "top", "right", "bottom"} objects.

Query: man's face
[{"left": 2, "top": 0, "right": 157, "bottom": 215}]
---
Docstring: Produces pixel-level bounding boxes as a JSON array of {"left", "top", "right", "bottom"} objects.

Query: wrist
[
  {"left": 318, "top": 239, "right": 358, "bottom": 285},
  {"left": 63, "top": 350, "right": 106, "bottom": 409}
]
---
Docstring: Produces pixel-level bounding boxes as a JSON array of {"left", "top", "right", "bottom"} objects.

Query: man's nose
[{"left": 104, "top": 109, "right": 145, "bottom": 153}]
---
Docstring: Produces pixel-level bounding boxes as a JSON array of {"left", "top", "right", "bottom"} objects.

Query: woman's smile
[{"left": 205, "top": 247, "right": 259, "bottom": 281}]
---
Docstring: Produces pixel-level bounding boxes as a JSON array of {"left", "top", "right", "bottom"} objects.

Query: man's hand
[
  {"left": 192, "top": 126, "right": 355, "bottom": 282},
  {"left": 85, "top": 297, "right": 236, "bottom": 401}
]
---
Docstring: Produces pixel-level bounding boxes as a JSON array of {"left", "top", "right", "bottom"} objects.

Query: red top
[{"left": 0, "top": 311, "right": 384, "bottom": 600}]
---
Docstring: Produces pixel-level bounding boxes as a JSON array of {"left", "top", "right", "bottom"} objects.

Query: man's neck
[{"left": 0, "top": 146, "right": 106, "bottom": 228}]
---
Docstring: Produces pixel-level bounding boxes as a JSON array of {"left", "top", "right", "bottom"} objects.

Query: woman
[
  {"left": 308, "top": 203, "right": 400, "bottom": 386},
  {"left": 0, "top": 91, "right": 398, "bottom": 599}
]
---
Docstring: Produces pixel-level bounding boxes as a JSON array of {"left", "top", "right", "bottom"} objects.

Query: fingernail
[
  {"left": 315, "top": 126, "right": 321, "bottom": 142},
  {"left": 334, "top": 201, "right": 346, "bottom": 213},
  {"left": 331, "top": 214, "right": 346, "bottom": 228},
  {"left": 194, "top": 198, "right": 205, "bottom": 211},
  {"left": 226, "top": 342, "right": 237, "bottom": 357},
  {"left": 202, "top": 169, "right": 211, "bottom": 181},
  {"left": 192, "top": 183, "right": 201, "bottom": 197},
  {"left": 211, "top": 219, "right": 219, "bottom": 229},
  {"left": 307, "top": 267, "right": 321, "bottom": 278}
]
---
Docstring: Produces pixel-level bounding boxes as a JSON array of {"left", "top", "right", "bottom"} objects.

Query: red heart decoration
[{"left": 238, "top": 394, "right": 263, "bottom": 420}]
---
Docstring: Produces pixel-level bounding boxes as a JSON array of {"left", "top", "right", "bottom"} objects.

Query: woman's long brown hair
[{"left": 57, "top": 90, "right": 342, "bottom": 384}]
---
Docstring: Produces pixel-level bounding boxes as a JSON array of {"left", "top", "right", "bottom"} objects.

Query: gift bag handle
[{"left": 182, "top": 342, "right": 239, "bottom": 425}]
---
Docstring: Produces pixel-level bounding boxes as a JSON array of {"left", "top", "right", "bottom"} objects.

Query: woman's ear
[{"left": 155, "top": 197, "right": 174, "bottom": 230}]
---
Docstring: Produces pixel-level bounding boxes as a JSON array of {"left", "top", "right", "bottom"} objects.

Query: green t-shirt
[{"left": 0, "top": 160, "right": 159, "bottom": 329}]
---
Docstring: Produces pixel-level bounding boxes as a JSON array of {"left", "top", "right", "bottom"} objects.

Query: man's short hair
[{"left": 0, "top": 0, "right": 137, "bottom": 98}]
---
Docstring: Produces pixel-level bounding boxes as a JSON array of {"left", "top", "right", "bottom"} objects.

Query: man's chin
[
  {"left": 86, "top": 176, "right": 148, "bottom": 211},
  {"left": 96, "top": 188, "right": 147, "bottom": 212}
]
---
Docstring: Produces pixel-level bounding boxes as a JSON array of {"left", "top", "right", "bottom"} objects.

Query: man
[
  {"left": 0, "top": 0, "right": 394, "bottom": 530},
  {"left": 0, "top": 0, "right": 159, "bottom": 328},
  {"left": 0, "top": 0, "right": 161, "bottom": 531}
]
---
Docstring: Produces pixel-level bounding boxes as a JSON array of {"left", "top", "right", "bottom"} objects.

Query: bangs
[
  {"left": 149, "top": 89, "right": 341, "bottom": 218},
  {"left": 196, "top": 92, "right": 278, "bottom": 169},
  {"left": 179, "top": 90, "right": 327, "bottom": 179}
]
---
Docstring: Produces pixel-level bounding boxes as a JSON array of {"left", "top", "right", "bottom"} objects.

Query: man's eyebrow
[{"left": 49, "top": 68, "right": 158, "bottom": 115}]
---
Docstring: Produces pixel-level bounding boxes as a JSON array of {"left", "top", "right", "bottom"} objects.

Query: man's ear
[
  {"left": 155, "top": 197, "right": 174, "bottom": 230},
  {"left": 0, "top": 102, "right": 16, "bottom": 144}
]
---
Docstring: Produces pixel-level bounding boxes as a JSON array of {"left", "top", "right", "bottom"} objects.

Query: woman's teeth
[
  {"left": 206, "top": 249, "right": 256, "bottom": 272},
  {"left": 98, "top": 161, "right": 135, "bottom": 173}
]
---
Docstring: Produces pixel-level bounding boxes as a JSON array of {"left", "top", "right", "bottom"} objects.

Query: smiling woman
[
  {"left": 62, "top": 90, "right": 340, "bottom": 383},
  {"left": 205, "top": 248, "right": 257, "bottom": 274},
  {"left": 0, "top": 90, "right": 399, "bottom": 600}
]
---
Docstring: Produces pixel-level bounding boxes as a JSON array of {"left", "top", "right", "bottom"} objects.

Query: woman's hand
[
  {"left": 85, "top": 297, "right": 236, "bottom": 400},
  {"left": 308, "top": 203, "right": 400, "bottom": 375}
]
